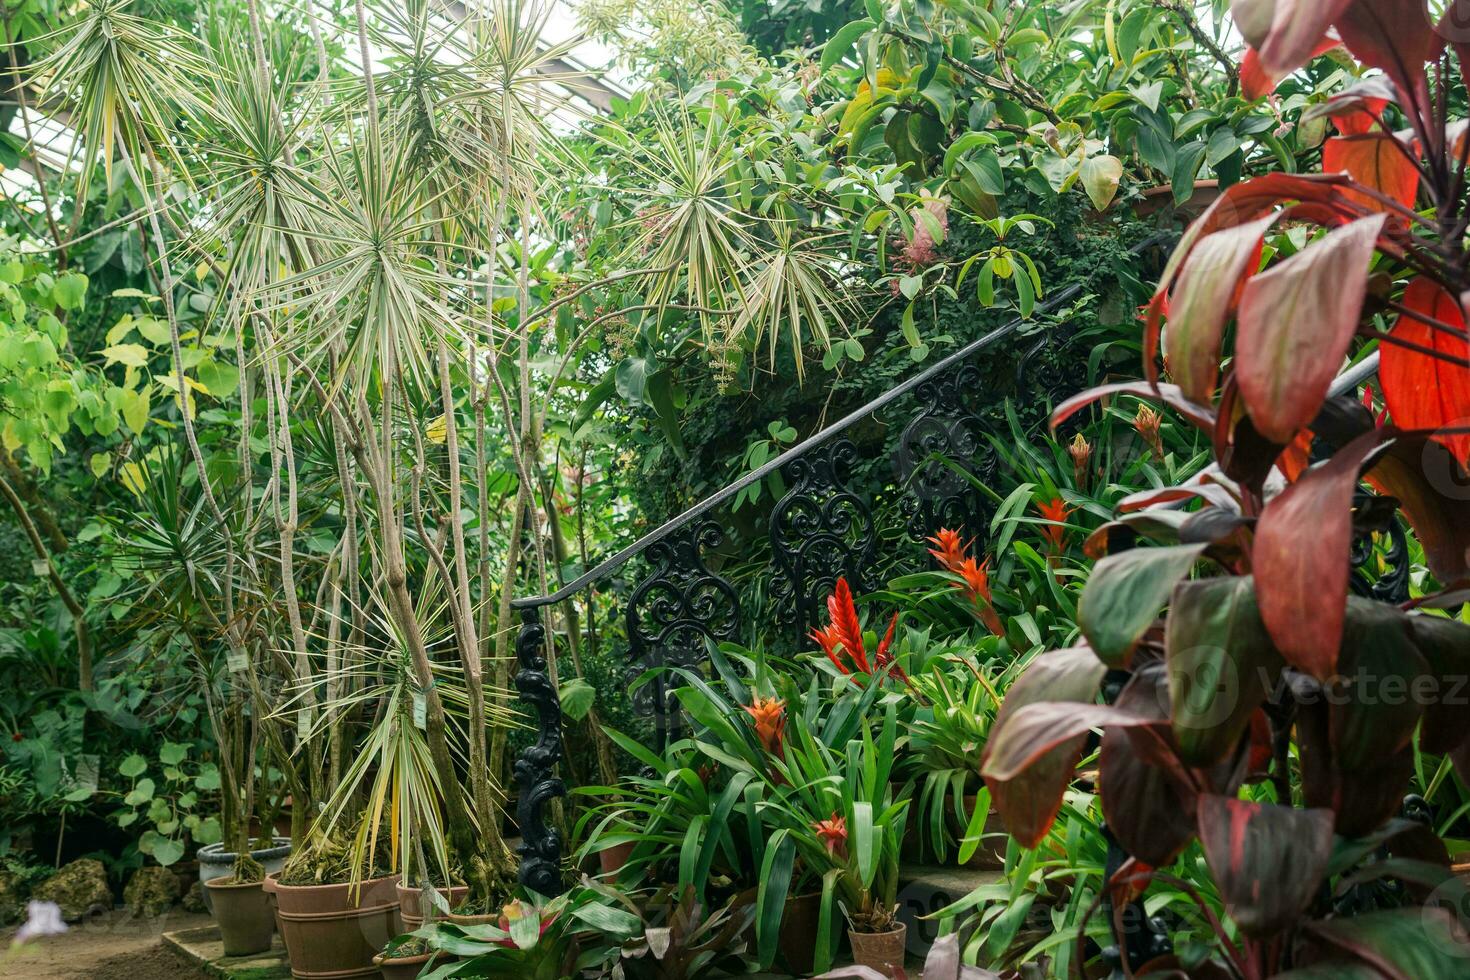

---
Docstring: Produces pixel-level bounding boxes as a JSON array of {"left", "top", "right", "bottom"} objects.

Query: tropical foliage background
[{"left": 1, "top": 0, "right": 1468, "bottom": 977}]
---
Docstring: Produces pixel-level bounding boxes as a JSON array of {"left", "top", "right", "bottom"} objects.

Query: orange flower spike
[
  {"left": 1068, "top": 433, "right": 1092, "bottom": 487},
  {"left": 872, "top": 612, "right": 911, "bottom": 684},
  {"left": 957, "top": 557, "right": 1005, "bottom": 636},
  {"left": 826, "top": 578, "right": 870, "bottom": 673},
  {"left": 1036, "top": 497, "right": 1076, "bottom": 554},
  {"left": 1133, "top": 404, "right": 1164, "bottom": 457},
  {"left": 925, "top": 528, "right": 970, "bottom": 571},
  {"left": 743, "top": 697, "right": 787, "bottom": 756},
  {"left": 813, "top": 812, "right": 848, "bottom": 860}
]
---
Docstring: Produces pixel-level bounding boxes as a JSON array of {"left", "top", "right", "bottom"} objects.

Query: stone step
[
  {"left": 163, "top": 924, "right": 291, "bottom": 979},
  {"left": 896, "top": 863, "right": 1007, "bottom": 957}
]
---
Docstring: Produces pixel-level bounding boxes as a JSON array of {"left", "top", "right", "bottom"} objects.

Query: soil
[{"left": 2, "top": 907, "right": 212, "bottom": 979}]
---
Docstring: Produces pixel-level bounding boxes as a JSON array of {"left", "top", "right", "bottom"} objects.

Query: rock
[
  {"left": 0, "top": 870, "right": 21, "bottom": 926},
  {"left": 124, "top": 865, "right": 180, "bottom": 918},
  {"left": 181, "top": 879, "right": 207, "bottom": 913},
  {"left": 32, "top": 858, "right": 112, "bottom": 921}
]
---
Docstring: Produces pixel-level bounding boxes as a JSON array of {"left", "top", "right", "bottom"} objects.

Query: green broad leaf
[
  {"left": 1079, "top": 154, "right": 1123, "bottom": 210},
  {"left": 558, "top": 677, "right": 595, "bottom": 722},
  {"left": 52, "top": 272, "right": 88, "bottom": 311},
  {"left": 193, "top": 816, "right": 222, "bottom": 845},
  {"left": 124, "top": 777, "right": 156, "bottom": 805},
  {"left": 1129, "top": 81, "right": 1164, "bottom": 112},
  {"left": 962, "top": 151, "right": 1005, "bottom": 195},
  {"left": 1206, "top": 126, "right": 1241, "bottom": 167},
  {"left": 1078, "top": 543, "right": 1209, "bottom": 667},
  {"left": 898, "top": 275, "right": 921, "bottom": 300},
  {"left": 119, "top": 753, "right": 147, "bottom": 778},
  {"left": 900, "top": 302, "right": 920, "bottom": 347},
  {"left": 942, "top": 132, "right": 998, "bottom": 177},
  {"left": 152, "top": 837, "right": 185, "bottom": 867},
  {"left": 194, "top": 766, "right": 221, "bottom": 791},
  {"left": 89, "top": 453, "right": 110, "bottom": 478},
  {"left": 159, "top": 742, "right": 188, "bottom": 765},
  {"left": 820, "top": 19, "right": 875, "bottom": 73},
  {"left": 102, "top": 343, "right": 149, "bottom": 368},
  {"left": 1172, "top": 140, "right": 1209, "bottom": 204},
  {"left": 133, "top": 315, "right": 169, "bottom": 345}
]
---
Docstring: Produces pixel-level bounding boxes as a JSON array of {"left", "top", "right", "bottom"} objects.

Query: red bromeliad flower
[
  {"left": 742, "top": 696, "right": 787, "bottom": 756},
  {"left": 810, "top": 577, "right": 906, "bottom": 684},
  {"left": 927, "top": 528, "right": 1005, "bottom": 636},
  {"left": 497, "top": 900, "right": 556, "bottom": 948},
  {"left": 1036, "top": 498, "right": 1075, "bottom": 555},
  {"left": 812, "top": 812, "right": 848, "bottom": 860}
]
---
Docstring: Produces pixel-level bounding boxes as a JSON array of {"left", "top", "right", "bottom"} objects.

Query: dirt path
[{"left": 3, "top": 908, "right": 212, "bottom": 979}]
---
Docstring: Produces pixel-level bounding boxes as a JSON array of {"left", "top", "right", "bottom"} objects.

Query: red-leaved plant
[{"left": 980, "top": 3, "right": 1470, "bottom": 976}]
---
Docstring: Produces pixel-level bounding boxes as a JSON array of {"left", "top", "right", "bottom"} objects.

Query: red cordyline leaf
[
  {"left": 1241, "top": 35, "right": 1344, "bottom": 99},
  {"left": 1232, "top": 0, "right": 1354, "bottom": 78},
  {"left": 1365, "top": 435, "right": 1470, "bottom": 583},
  {"left": 1379, "top": 277, "right": 1470, "bottom": 465},
  {"left": 1334, "top": 0, "right": 1441, "bottom": 114},
  {"left": 1253, "top": 430, "right": 1384, "bottom": 680},
  {"left": 1163, "top": 214, "right": 1279, "bottom": 403},
  {"left": 1322, "top": 133, "right": 1421, "bottom": 212},
  {"left": 1195, "top": 794, "right": 1335, "bottom": 937},
  {"left": 1236, "top": 213, "right": 1387, "bottom": 444}
]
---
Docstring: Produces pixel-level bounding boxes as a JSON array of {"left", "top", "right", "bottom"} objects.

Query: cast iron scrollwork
[
  {"left": 769, "top": 437, "right": 877, "bottom": 638},
  {"left": 513, "top": 607, "right": 566, "bottom": 896},
  {"left": 1349, "top": 492, "right": 1412, "bottom": 605},
  {"left": 625, "top": 519, "right": 741, "bottom": 743},
  {"left": 897, "top": 360, "right": 996, "bottom": 548}
]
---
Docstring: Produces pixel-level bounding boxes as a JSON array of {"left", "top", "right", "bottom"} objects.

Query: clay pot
[
  {"left": 204, "top": 876, "right": 275, "bottom": 956},
  {"left": 595, "top": 841, "right": 637, "bottom": 877},
  {"left": 197, "top": 837, "right": 292, "bottom": 913},
  {"left": 848, "top": 921, "right": 907, "bottom": 977},
  {"left": 373, "top": 949, "right": 449, "bottom": 979},
  {"left": 265, "top": 873, "right": 401, "bottom": 979},
  {"left": 1132, "top": 180, "right": 1222, "bottom": 221},
  {"left": 395, "top": 882, "right": 470, "bottom": 931},
  {"left": 777, "top": 892, "right": 822, "bottom": 976}
]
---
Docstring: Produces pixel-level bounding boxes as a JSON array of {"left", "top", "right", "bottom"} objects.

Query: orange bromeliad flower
[
  {"left": 926, "top": 528, "right": 1004, "bottom": 636},
  {"left": 1068, "top": 433, "right": 1093, "bottom": 488},
  {"left": 812, "top": 812, "right": 848, "bottom": 860},
  {"left": 743, "top": 697, "right": 787, "bottom": 756},
  {"left": 810, "top": 577, "right": 906, "bottom": 685},
  {"left": 1036, "top": 498, "right": 1076, "bottom": 555},
  {"left": 1133, "top": 404, "right": 1164, "bottom": 458}
]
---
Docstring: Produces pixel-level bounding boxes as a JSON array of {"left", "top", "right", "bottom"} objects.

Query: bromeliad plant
[{"left": 978, "top": 2, "right": 1470, "bottom": 975}]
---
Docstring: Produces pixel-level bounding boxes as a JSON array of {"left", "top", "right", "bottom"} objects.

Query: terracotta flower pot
[
  {"left": 1132, "top": 180, "right": 1222, "bottom": 221},
  {"left": 373, "top": 949, "right": 449, "bottom": 979},
  {"left": 777, "top": 892, "right": 822, "bottom": 975},
  {"left": 204, "top": 876, "right": 275, "bottom": 956},
  {"left": 848, "top": 921, "right": 907, "bottom": 977},
  {"left": 597, "top": 841, "right": 637, "bottom": 876},
  {"left": 265, "top": 873, "right": 401, "bottom": 979},
  {"left": 395, "top": 882, "right": 470, "bottom": 932},
  {"left": 197, "top": 837, "right": 292, "bottom": 913}
]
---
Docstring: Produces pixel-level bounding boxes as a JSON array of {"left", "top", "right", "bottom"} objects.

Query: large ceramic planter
[
  {"left": 197, "top": 838, "right": 292, "bottom": 914},
  {"left": 373, "top": 949, "right": 449, "bottom": 979},
  {"left": 395, "top": 882, "right": 469, "bottom": 931},
  {"left": 1133, "top": 179, "right": 1222, "bottom": 221},
  {"left": 848, "top": 922, "right": 907, "bottom": 977},
  {"left": 597, "top": 841, "right": 637, "bottom": 877},
  {"left": 265, "top": 873, "right": 401, "bottom": 979},
  {"left": 777, "top": 892, "right": 822, "bottom": 976},
  {"left": 204, "top": 876, "right": 275, "bottom": 956}
]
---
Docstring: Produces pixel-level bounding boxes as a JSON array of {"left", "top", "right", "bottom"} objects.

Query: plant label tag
[
  {"left": 297, "top": 710, "right": 310, "bottom": 742},
  {"left": 227, "top": 650, "right": 248, "bottom": 672},
  {"left": 32, "top": 558, "right": 49, "bottom": 577},
  {"left": 412, "top": 691, "right": 427, "bottom": 730}
]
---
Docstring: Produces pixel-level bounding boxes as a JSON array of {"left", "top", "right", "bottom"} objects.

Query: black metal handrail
[{"left": 506, "top": 232, "right": 1178, "bottom": 894}]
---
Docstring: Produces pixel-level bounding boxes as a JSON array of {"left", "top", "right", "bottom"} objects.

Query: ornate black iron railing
[{"left": 504, "top": 236, "right": 1398, "bottom": 897}]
